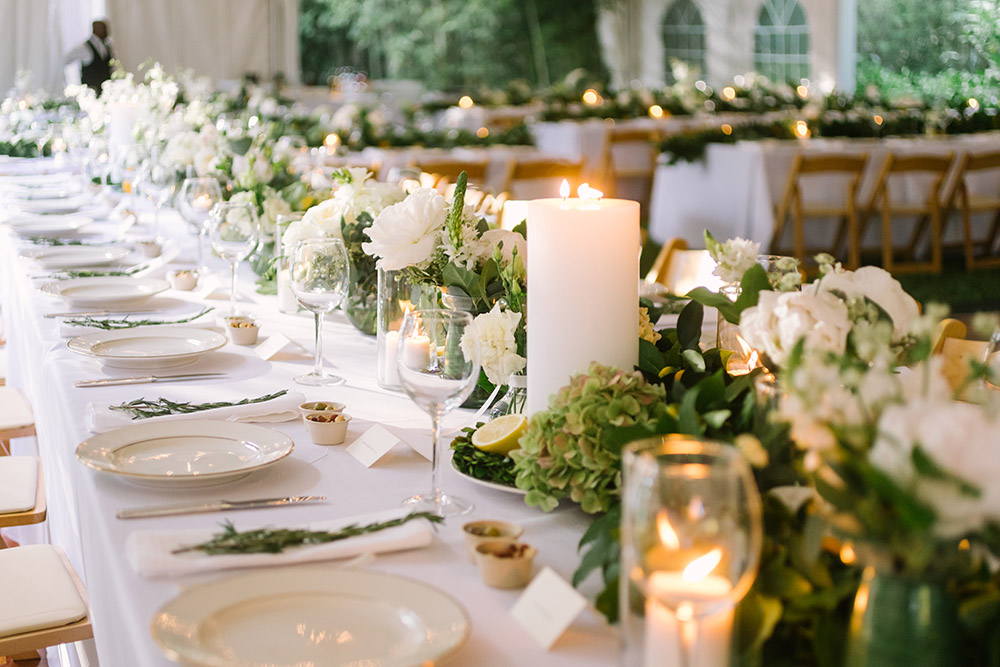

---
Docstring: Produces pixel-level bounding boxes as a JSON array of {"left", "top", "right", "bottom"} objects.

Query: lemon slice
[{"left": 471, "top": 414, "right": 528, "bottom": 455}]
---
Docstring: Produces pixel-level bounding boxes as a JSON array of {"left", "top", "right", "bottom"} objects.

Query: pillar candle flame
[
  {"left": 578, "top": 183, "right": 604, "bottom": 201},
  {"left": 559, "top": 179, "right": 570, "bottom": 201},
  {"left": 657, "top": 511, "right": 681, "bottom": 550},
  {"left": 682, "top": 548, "right": 723, "bottom": 582}
]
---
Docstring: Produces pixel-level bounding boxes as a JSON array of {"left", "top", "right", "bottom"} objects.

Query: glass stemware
[
  {"left": 178, "top": 177, "right": 223, "bottom": 271},
  {"left": 140, "top": 146, "right": 177, "bottom": 240},
  {"left": 621, "top": 437, "right": 762, "bottom": 667},
  {"left": 85, "top": 137, "right": 112, "bottom": 196},
  {"left": 208, "top": 201, "right": 260, "bottom": 318},
  {"left": 289, "top": 238, "right": 350, "bottom": 386},
  {"left": 397, "top": 309, "right": 480, "bottom": 517}
]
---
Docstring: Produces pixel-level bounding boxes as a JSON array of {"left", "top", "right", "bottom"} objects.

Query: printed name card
[
  {"left": 346, "top": 425, "right": 401, "bottom": 468},
  {"left": 194, "top": 274, "right": 225, "bottom": 299},
  {"left": 510, "top": 567, "right": 589, "bottom": 649},
  {"left": 253, "top": 333, "right": 297, "bottom": 361}
]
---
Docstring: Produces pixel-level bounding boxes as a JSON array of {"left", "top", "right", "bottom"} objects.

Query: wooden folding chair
[
  {"left": 600, "top": 126, "right": 661, "bottom": 206},
  {"left": 411, "top": 158, "right": 489, "bottom": 192},
  {"left": 945, "top": 151, "right": 1000, "bottom": 269},
  {"left": 645, "top": 238, "right": 724, "bottom": 295},
  {"left": 0, "top": 545, "right": 93, "bottom": 662},
  {"left": 0, "top": 387, "right": 35, "bottom": 456},
  {"left": 773, "top": 153, "right": 868, "bottom": 270},
  {"left": 500, "top": 159, "right": 583, "bottom": 199},
  {"left": 863, "top": 153, "right": 954, "bottom": 274},
  {"left": 0, "top": 457, "right": 46, "bottom": 535},
  {"left": 931, "top": 317, "right": 989, "bottom": 395}
]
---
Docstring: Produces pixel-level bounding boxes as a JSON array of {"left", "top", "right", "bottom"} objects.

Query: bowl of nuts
[
  {"left": 226, "top": 317, "right": 259, "bottom": 345},
  {"left": 461, "top": 520, "right": 524, "bottom": 562},
  {"left": 304, "top": 412, "right": 352, "bottom": 445},
  {"left": 167, "top": 270, "right": 198, "bottom": 291},
  {"left": 299, "top": 401, "right": 346, "bottom": 420},
  {"left": 474, "top": 541, "right": 537, "bottom": 589}
]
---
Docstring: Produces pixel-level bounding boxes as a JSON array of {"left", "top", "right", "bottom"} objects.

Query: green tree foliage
[{"left": 298, "top": 0, "right": 607, "bottom": 90}]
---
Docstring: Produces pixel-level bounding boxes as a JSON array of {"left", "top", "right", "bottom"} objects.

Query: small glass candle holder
[
  {"left": 620, "top": 436, "right": 763, "bottom": 667},
  {"left": 376, "top": 267, "right": 416, "bottom": 391}
]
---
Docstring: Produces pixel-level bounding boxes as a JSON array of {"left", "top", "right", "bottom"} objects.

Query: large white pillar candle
[{"left": 526, "top": 195, "right": 640, "bottom": 414}]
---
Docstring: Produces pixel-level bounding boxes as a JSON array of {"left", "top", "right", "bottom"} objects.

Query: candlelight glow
[
  {"left": 476, "top": 126, "right": 489, "bottom": 138},
  {"left": 649, "top": 104, "right": 664, "bottom": 119},
  {"left": 657, "top": 511, "right": 681, "bottom": 550},
  {"left": 194, "top": 193, "right": 213, "bottom": 210},
  {"left": 324, "top": 134, "right": 340, "bottom": 150},
  {"left": 873, "top": 115, "right": 884, "bottom": 126},
  {"left": 578, "top": 183, "right": 604, "bottom": 200},
  {"left": 794, "top": 120, "right": 810, "bottom": 139},
  {"left": 796, "top": 85, "right": 809, "bottom": 99},
  {"left": 840, "top": 543, "right": 856, "bottom": 565},
  {"left": 721, "top": 124, "right": 733, "bottom": 136},
  {"left": 458, "top": 95, "right": 474, "bottom": 109},
  {"left": 682, "top": 548, "right": 723, "bottom": 582},
  {"left": 721, "top": 86, "right": 736, "bottom": 101},
  {"left": 968, "top": 97, "right": 980, "bottom": 110},
  {"left": 559, "top": 179, "right": 571, "bottom": 200},
  {"left": 582, "top": 89, "right": 601, "bottom": 105}
]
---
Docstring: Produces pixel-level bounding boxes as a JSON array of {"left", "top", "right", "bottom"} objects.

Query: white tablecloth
[
  {"left": 0, "top": 184, "right": 617, "bottom": 665},
  {"left": 648, "top": 133, "right": 1000, "bottom": 251}
]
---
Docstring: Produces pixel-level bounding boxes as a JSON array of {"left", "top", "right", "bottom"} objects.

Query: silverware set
[
  {"left": 117, "top": 495, "right": 326, "bottom": 519},
  {"left": 75, "top": 372, "right": 225, "bottom": 387}
]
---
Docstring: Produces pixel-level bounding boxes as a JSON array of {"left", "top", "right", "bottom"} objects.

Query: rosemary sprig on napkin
[
  {"left": 24, "top": 237, "right": 116, "bottom": 246},
  {"left": 110, "top": 389, "right": 288, "bottom": 420},
  {"left": 55, "top": 265, "right": 146, "bottom": 279},
  {"left": 65, "top": 306, "right": 214, "bottom": 330},
  {"left": 171, "top": 511, "right": 443, "bottom": 555}
]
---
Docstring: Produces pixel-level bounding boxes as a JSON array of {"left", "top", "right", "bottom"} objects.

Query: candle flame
[
  {"left": 794, "top": 120, "right": 810, "bottom": 139},
  {"left": 656, "top": 511, "right": 681, "bottom": 550},
  {"left": 578, "top": 183, "right": 603, "bottom": 201},
  {"left": 559, "top": 179, "right": 571, "bottom": 200},
  {"left": 682, "top": 548, "right": 723, "bottom": 582},
  {"left": 735, "top": 335, "right": 761, "bottom": 373},
  {"left": 324, "top": 133, "right": 340, "bottom": 149}
]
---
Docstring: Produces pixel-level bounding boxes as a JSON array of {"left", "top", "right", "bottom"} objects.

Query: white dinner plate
[
  {"left": 6, "top": 215, "right": 93, "bottom": 238},
  {"left": 452, "top": 459, "right": 526, "bottom": 495},
  {"left": 8, "top": 194, "right": 88, "bottom": 214},
  {"left": 41, "top": 276, "right": 169, "bottom": 308},
  {"left": 21, "top": 245, "right": 131, "bottom": 269},
  {"left": 151, "top": 566, "right": 470, "bottom": 666},
  {"left": 75, "top": 420, "right": 293, "bottom": 487},
  {"left": 67, "top": 327, "right": 226, "bottom": 369}
]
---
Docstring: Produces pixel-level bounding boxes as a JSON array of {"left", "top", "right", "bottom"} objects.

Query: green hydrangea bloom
[{"left": 511, "top": 362, "right": 668, "bottom": 513}]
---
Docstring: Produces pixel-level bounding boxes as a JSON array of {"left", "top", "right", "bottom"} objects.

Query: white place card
[
  {"left": 194, "top": 274, "right": 225, "bottom": 299},
  {"left": 346, "top": 425, "right": 401, "bottom": 468},
  {"left": 510, "top": 566, "right": 589, "bottom": 649},
  {"left": 253, "top": 333, "right": 297, "bottom": 361}
]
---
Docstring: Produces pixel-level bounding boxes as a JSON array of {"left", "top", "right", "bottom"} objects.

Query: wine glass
[
  {"left": 85, "top": 137, "right": 112, "bottom": 196},
  {"left": 289, "top": 238, "right": 349, "bottom": 386},
  {"left": 621, "top": 437, "right": 762, "bottom": 667},
  {"left": 209, "top": 201, "right": 259, "bottom": 318},
  {"left": 397, "top": 309, "right": 480, "bottom": 517},
  {"left": 140, "top": 146, "right": 177, "bottom": 240},
  {"left": 178, "top": 177, "right": 223, "bottom": 272}
]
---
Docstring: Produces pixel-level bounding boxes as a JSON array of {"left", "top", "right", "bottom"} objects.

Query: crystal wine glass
[
  {"left": 289, "top": 238, "right": 350, "bottom": 386},
  {"left": 140, "top": 146, "right": 177, "bottom": 240},
  {"left": 208, "top": 201, "right": 259, "bottom": 318},
  {"left": 397, "top": 309, "right": 480, "bottom": 517},
  {"left": 621, "top": 437, "right": 762, "bottom": 667},
  {"left": 85, "top": 137, "right": 112, "bottom": 196},
  {"left": 178, "top": 177, "right": 223, "bottom": 272}
]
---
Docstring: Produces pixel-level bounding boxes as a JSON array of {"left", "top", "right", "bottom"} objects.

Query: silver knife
[
  {"left": 117, "top": 495, "right": 327, "bottom": 520},
  {"left": 45, "top": 310, "right": 160, "bottom": 319},
  {"left": 75, "top": 372, "right": 226, "bottom": 387}
]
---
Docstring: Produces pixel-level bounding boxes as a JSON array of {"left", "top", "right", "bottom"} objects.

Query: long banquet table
[{"left": 0, "top": 164, "right": 617, "bottom": 665}]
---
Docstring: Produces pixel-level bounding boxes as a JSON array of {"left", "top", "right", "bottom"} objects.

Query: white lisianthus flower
[
  {"left": 739, "top": 288, "right": 851, "bottom": 366},
  {"left": 710, "top": 236, "right": 760, "bottom": 283},
  {"left": 869, "top": 385, "right": 1000, "bottom": 538},
  {"left": 818, "top": 266, "right": 919, "bottom": 339},
  {"left": 282, "top": 198, "right": 347, "bottom": 255},
  {"left": 260, "top": 194, "right": 292, "bottom": 236},
  {"left": 362, "top": 188, "right": 446, "bottom": 270},
  {"left": 476, "top": 229, "right": 527, "bottom": 266},
  {"left": 459, "top": 303, "right": 526, "bottom": 386}
]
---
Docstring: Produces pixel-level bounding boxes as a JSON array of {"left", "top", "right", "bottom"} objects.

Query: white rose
[
  {"left": 870, "top": 392, "right": 1000, "bottom": 537},
  {"left": 261, "top": 195, "right": 291, "bottom": 235},
  {"left": 818, "top": 266, "right": 919, "bottom": 339},
  {"left": 459, "top": 303, "right": 526, "bottom": 386},
  {"left": 362, "top": 188, "right": 446, "bottom": 270},
  {"left": 739, "top": 289, "right": 851, "bottom": 366},
  {"left": 290, "top": 198, "right": 348, "bottom": 252}
]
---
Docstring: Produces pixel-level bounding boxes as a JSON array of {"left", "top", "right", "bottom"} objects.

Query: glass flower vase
[{"left": 844, "top": 569, "right": 960, "bottom": 667}]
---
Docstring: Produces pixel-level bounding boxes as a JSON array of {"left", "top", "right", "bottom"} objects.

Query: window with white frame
[
  {"left": 662, "top": 0, "right": 707, "bottom": 81},
  {"left": 754, "top": 0, "right": 810, "bottom": 83}
]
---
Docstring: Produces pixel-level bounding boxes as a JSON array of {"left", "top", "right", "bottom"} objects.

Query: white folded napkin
[
  {"left": 85, "top": 390, "right": 306, "bottom": 432},
  {"left": 126, "top": 508, "right": 435, "bottom": 578},
  {"left": 59, "top": 310, "right": 214, "bottom": 337}
]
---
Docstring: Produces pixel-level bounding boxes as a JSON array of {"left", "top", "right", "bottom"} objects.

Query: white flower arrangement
[
  {"left": 740, "top": 286, "right": 852, "bottom": 366},
  {"left": 706, "top": 232, "right": 760, "bottom": 284},
  {"left": 362, "top": 187, "right": 447, "bottom": 270},
  {"left": 459, "top": 303, "right": 526, "bottom": 386}
]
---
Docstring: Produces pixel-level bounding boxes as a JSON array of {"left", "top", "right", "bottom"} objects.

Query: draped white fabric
[
  {"left": 105, "top": 0, "right": 299, "bottom": 85},
  {"left": 0, "top": 0, "right": 92, "bottom": 94}
]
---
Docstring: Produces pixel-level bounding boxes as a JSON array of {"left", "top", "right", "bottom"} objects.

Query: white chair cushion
[
  {"left": 0, "top": 455, "right": 37, "bottom": 513},
  {"left": 0, "top": 386, "right": 33, "bottom": 431},
  {"left": 0, "top": 545, "right": 87, "bottom": 638}
]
